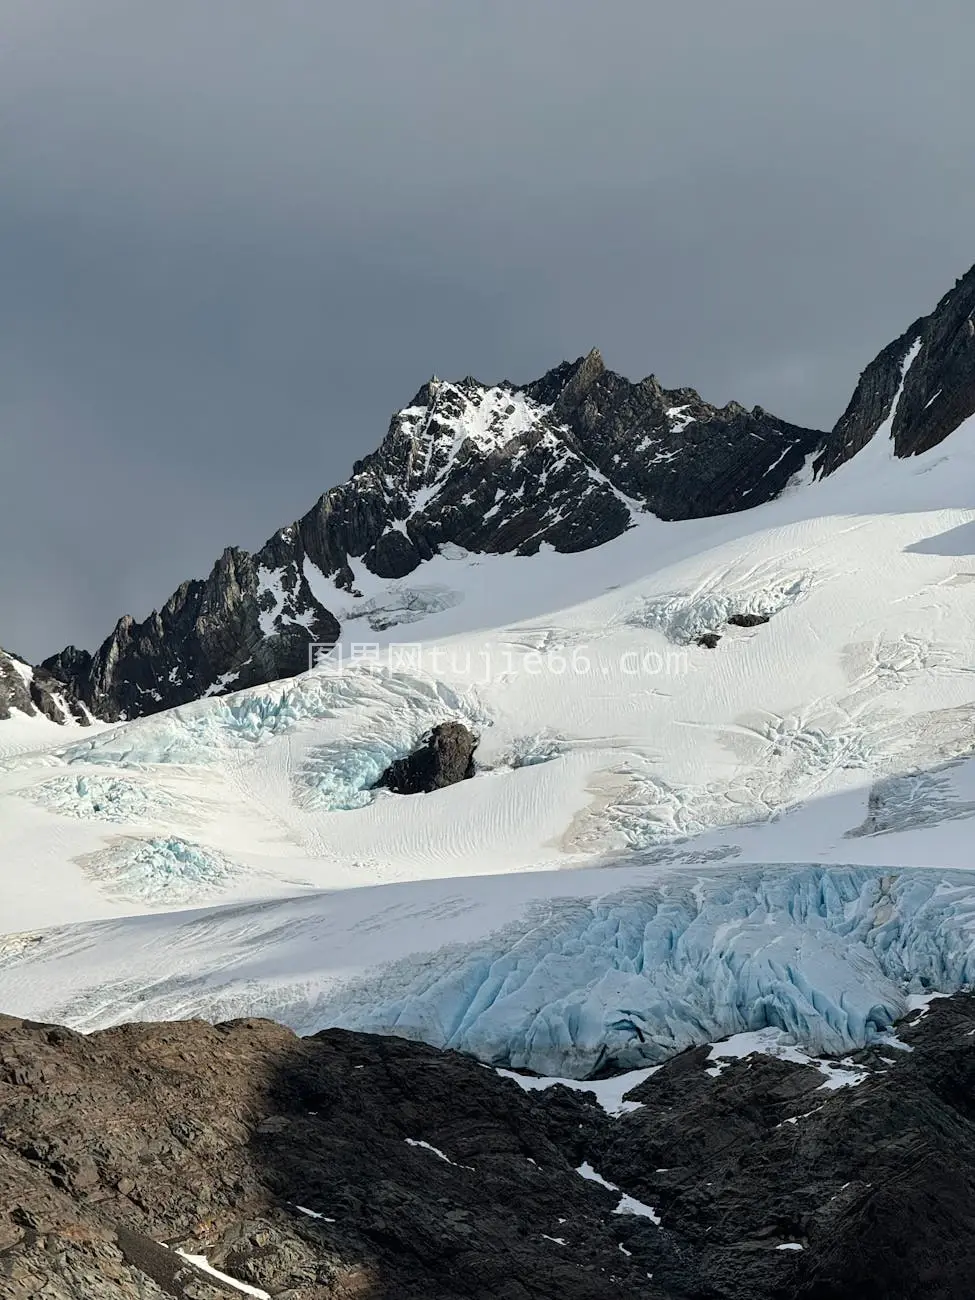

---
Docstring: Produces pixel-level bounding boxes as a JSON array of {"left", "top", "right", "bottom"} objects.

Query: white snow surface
[
  {"left": 497, "top": 1064, "right": 660, "bottom": 1115},
  {"left": 576, "top": 1163, "right": 661, "bottom": 1224},
  {"left": 4, "top": 398, "right": 975, "bottom": 1077},
  {"left": 174, "top": 1251, "right": 270, "bottom": 1299}
]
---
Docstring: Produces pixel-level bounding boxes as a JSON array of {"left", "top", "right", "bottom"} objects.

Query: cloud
[{"left": 3, "top": 0, "right": 975, "bottom": 656}]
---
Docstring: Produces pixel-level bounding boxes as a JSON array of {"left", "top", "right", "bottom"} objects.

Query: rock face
[
  {"left": 592, "top": 994, "right": 975, "bottom": 1300},
  {"left": 818, "top": 262, "right": 975, "bottom": 475},
  {"left": 0, "top": 646, "right": 90, "bottom": 727},
  {"left": 524, "top": 350, "right": 820, "bottom": 519},
  {"left": 39, "top": 355, "right": 823, "bottom": 722},
  {"left": 0, "top": 1015, "right": 662, "bottom": 1300},
  {"left": 374, "top": 721, "right": 478, "bottom": 795},
  {"left": 42, "top": 547, "right": 340, "bottom": 723},
  {"left": 3, "top": 997, "right": 975, "bottom": 1298}
]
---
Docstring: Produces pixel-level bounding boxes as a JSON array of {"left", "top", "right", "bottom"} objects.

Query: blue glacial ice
[
  {"left": 80, "top": 836, "right": 240, "bottom": 904},
  {"left": 60, "top": 668, "right": 490, "bottom": 777},
  {"left": 622, "top": 567, "right": 815, "bottom": 643},
  {"left": 21, "top": 774, "right": 179, "bottom": 823},
  {"left": 317, "top": 865, "right": 975, "bottom": 1077},
  {"left": 296, "top": 681, "right": 490, "bottom": 810}
]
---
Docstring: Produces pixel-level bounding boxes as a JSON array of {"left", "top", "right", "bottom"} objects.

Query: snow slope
[{"left": 4, "top": 361, "right": 975, "bottom": 1075}]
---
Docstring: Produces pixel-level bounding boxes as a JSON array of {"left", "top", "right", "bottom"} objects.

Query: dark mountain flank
[{"left": 4, "top": 996, "right": 975, "bottom": 1298}]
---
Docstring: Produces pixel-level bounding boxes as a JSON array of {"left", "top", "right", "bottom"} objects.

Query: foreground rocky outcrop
[
  {"left": 373, "top": 722, "right": 478, "bottom": 795},
  {"left": 4, "top": 996, "right": 975, "bottom": 1298}
]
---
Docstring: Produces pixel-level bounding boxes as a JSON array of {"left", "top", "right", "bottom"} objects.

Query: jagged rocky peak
[
  {"left": 0, "top": 645, "right": 90, "bottom": 727},
  {"left": 818, "top": 260, "right": 975, "bottom": 475},
  {"left": 42, "top": 544, "right": 340, "bottom": 723},
  {"left": 524, "top": 348, "right": 823, "bottom": 519},
  {"left": 37, "top": 349, "right": 822, "bottom": 723}
]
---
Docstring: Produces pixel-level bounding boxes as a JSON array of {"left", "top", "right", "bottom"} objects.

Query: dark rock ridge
[
  {"left": 0, "top": 645, "right": 90, "bottom": 727},
  {"left": 42, "top": 548, "right": 341, "bottom": 724},
  {"left": 818, "top": 261, "right": 975, "bottom": 475},
  {"left": 40, "top": 353, "right": 823, "bottom": 721},
  {"left": 4, "top": 996, "right": 975, "bottom": 1298},
  {"left": 374, "top": 721, "right": 478, "bottom": 795}
]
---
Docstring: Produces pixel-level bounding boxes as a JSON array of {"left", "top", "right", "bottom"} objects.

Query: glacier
[
  {"left": 21, "top": 773, "right": 180, "bottom": 823},
  {"left": 5, "top": 406, "right": 975, "bottom": 1086},
  {"left": 622, "top": 565, "right": 817, "bottom": 644},
  {"left": 10, "top": 862, "right": 975, "bottom": 1081},
  {"left": 314, "top": 865, "right": 975, "bottom": 1077}
]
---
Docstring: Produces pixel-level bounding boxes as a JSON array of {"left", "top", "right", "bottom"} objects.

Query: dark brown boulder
[
  {"left": 374, "top": 721, "right": 477, "bottom": 795},
  {"left": 726, "top": 613, "right": 770, "bottom": 628}
]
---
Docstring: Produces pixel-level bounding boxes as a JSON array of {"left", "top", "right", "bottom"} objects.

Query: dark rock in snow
[
  {"left": 694, "top": 632, "right": 721, "bottom": 649},
  {"left": 374, "top": 721, "right": 478, "bottom": 795},
  {"left": 726, "top": 612, "right": 770, "bottom": 627}
]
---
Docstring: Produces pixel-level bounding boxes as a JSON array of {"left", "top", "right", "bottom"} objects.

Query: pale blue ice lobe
[
  {"left": 21, "top": 773, "right": 178, "bottom": 822},
  {"left": 60, "top": 688, "right": 319, "bottom": 766},
  {"left": 297, "top": 678, "right": 489, "bottom": 810},
  {"left": 83, "top": 835, "right": 239, "bottom": 904},
  {"left": 623, "top": 570, "right": 815, "bottom": 643},
  {"left": 60, "top": 668, "right": 490, "bottom": 783},
  {"left": 298, "top": 735, "right": 413, "bottom": 811},
  {"left": 319, "top": 866, "right": 975, "bottom": 1077}
]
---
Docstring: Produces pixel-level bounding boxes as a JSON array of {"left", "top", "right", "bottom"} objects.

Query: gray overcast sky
[{"left": 4, "top": 0, "right": 975, "bottom": 659}]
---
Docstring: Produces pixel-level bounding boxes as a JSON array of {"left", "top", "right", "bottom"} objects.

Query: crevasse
[{"left": 317, "top": 866, "right": 975, "bottom": 1077}]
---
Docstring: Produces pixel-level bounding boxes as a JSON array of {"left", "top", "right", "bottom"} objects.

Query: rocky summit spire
[{"left": 818, "top": 261, "right": 975, "bottom": 476}]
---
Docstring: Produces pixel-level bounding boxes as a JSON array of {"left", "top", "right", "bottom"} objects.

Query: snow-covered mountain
[
  {"left": 35, "top": 350, "right": 822, "bottom": 721},
  {"left": 4, "top": 246, "right": 975, "bottom": 1085},
  {"left": 0, "top": 646, "right": 90, "bottom": 728},
  {"left": 22, "top": 262, "right": 975, "bottom": 729},
  {"left": 6, "top": 260, "right": 975, "bottom": 1085},
  {"left": 818, "top": 260, "right": 975, "bottom": 473}
]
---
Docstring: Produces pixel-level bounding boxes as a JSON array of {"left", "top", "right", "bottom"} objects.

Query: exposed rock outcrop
[
  {"left": 526, "top": 350, "right": 821, "bottom": 519},
  {"left": 4, "top": 996, "right": 975, "bottom": 1298},
  {"left": 374, "top": 721, "right": 478, "bottom": 795},
  {"left": 726, "top": 612, "right": 769, "bottom": 627},
  {"left": 818, "top": 262, "right": 975, "bottom": 475},
  {"left": 0, "top": 646, "right": 90, "bottom": 727},
  {"left": 43, "top": 547, "right": 339, "bottom": 723}
]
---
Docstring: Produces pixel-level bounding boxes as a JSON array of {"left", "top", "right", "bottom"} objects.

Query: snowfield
[{"left": 4, "top": 379, "right": 975, "bottom": 1077}]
